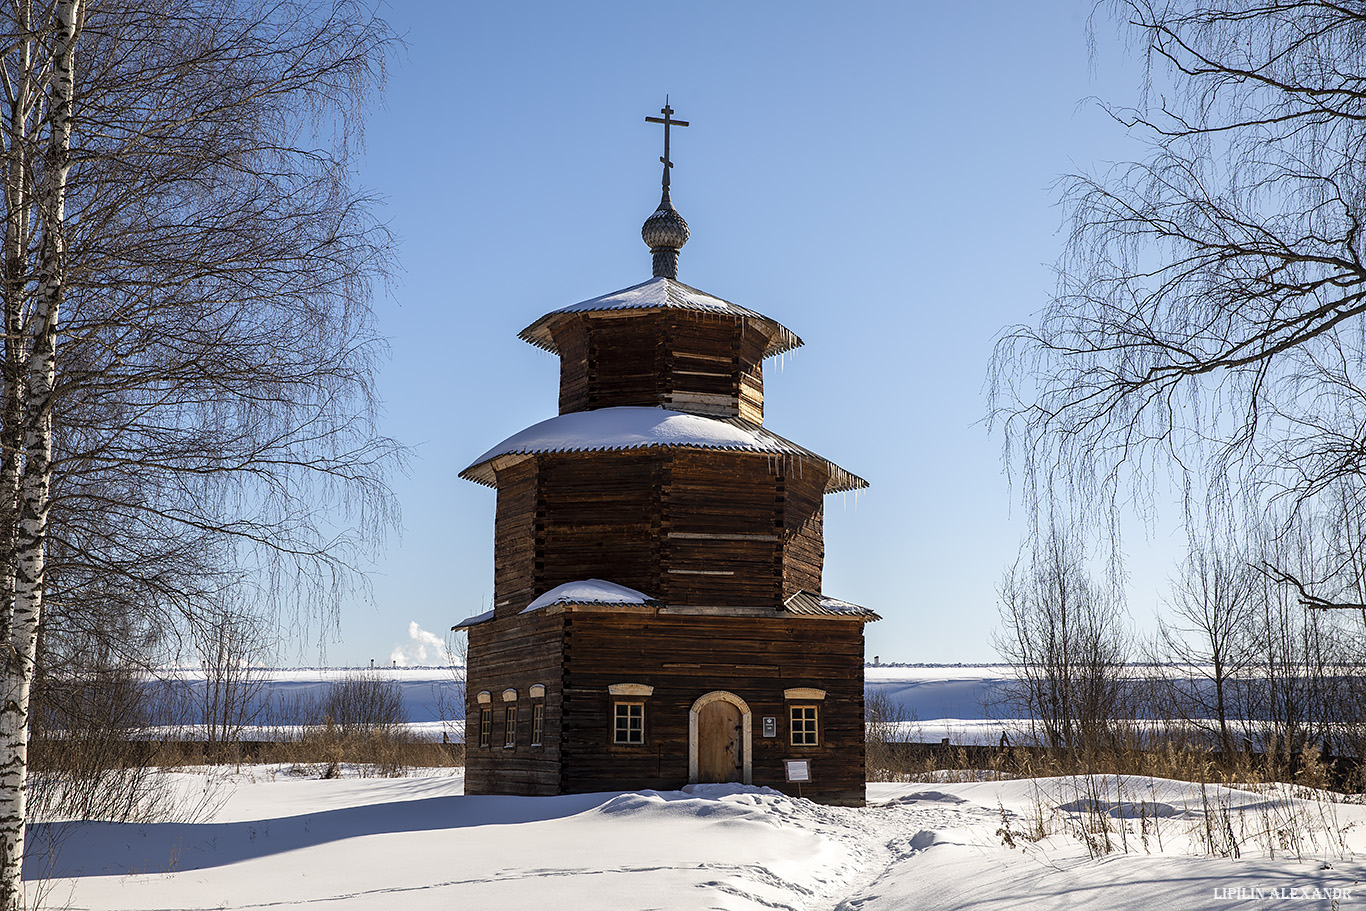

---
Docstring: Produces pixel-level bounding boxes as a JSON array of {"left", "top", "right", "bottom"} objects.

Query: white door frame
[{"left": 688, "top": 690, "right": 752, "bottom": 784}]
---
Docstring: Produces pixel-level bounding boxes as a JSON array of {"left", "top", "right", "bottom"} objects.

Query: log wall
[
  {"left": 736, "top": 324, "right": 766, "bottom": 424},
  {"left": 554, "top": 317, "right": 593, "bottom": 415},
  {"left": 549, "top": 311, "right": 772, "bottom": 421},
  {"left": 464, "top": 609, "right": 566, "bottom": 796},
  {"left": 780, "top": 468, "right": 827, "bottom": 597},
  {"left": 492, "top": 459, "right": 537, "bottom": 618},
  {"left": 659, "top": 451, "right": 782, "bottom": 606},
  {"left": 560, "top": 610, "right": 866, "bottom": 805},
  {"left": 489, "top": 450, "right": 829, "bottom": 614},
  {"left": 534, "top": 451, "right": 662, "bottom": 598}
]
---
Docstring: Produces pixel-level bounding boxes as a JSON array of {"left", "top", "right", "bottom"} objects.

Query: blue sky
[{"left": 325, "top": 0, "right": 1180, "bottom": 667}]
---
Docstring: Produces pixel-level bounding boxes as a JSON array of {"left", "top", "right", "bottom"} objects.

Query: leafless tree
[
  {"left": 27, "top": 633, "right": 163, "bottom": 824},
  {"left": 1154, "top": 537, "right": 1257, "bottom": 755},
  {"left": 323, "top": 670, "right": 406, "bottom": 740},
  {"left": 993, "top": 522, "right": 1130, "bottom": 759},
  {"left": 864, "top": 688, "right": 917, "bottom": 781},
  {"left": 989, "top": 2, "right": 1366, "bottom": 599},
  {"left": 0, "top": 3, "right": 399, "bottom": 905},
  {"left": 1239, "top": 523, "right": 1362, "bottom": 768},
  {"left": 432, "top": 628, "right": 467, "bottom": 745},
  {"left": 194, "top": 606, "right": 271, "bottom": 750}
]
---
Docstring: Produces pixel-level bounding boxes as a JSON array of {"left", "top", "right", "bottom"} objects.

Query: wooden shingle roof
[
  {"left": 460, "top": 406, "right": 867, "bottom": 494},
  {"left": 783, "top": 590, "right": 880, "bottom": 622},
  {"left": 518, "top": 277, "right": 804, "bottom": 360}
]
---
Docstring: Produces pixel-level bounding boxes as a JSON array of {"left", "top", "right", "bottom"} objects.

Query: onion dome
[{"left": 642, "top": 187, "right": 689, "bottom": 279}]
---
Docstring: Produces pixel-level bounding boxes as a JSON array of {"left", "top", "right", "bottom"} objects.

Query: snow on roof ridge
[
  {"left": 451, "top": 608, "right": 495, "bottom": 630},
  {"left": 523, "top": 579, "right": 659, "bottom": 613},
  {"left": 517, "top": 276, "right": 804, "bottom": 359},
  {"left": 459, "top": 406, "right": 867, "bottom": 494}
]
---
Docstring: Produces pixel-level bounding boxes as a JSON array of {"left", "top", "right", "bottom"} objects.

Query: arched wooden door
[{"left": 696, "top": 699, "right": 743, "bottom": 782}]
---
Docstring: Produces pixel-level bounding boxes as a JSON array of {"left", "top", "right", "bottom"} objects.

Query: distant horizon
[{"left": 146, "top": 660, "right": 1243, "bottom": 672}]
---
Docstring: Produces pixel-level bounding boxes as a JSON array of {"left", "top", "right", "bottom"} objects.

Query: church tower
[{"left": 455, "top": 103, "right": 876, "bottom": 805}]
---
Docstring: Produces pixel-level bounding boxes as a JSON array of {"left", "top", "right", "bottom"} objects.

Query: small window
[
  {"left": 531, "top": 703, "right": 545, "bottom": 746},
  {"left": 478, "top": 708, "right": 492, "bottom": 748},
  {"left": 504, "top": 705, "right": 517, "bottom": 748},
  {"left": 613, "top": 701, "right": 644, "bottom": 744},
  {"left": 791, "top": 705, "right": 819, "bottom": 746}
]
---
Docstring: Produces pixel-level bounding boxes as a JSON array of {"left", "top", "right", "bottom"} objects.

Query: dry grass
[
  {"left": 140, "top": 730, "right": 463, "bottom": 775},
  {"left": 880, "top": 734, "right": 1366, "bottom": 862}
]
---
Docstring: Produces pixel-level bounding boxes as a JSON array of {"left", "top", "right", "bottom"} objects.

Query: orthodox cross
[{"left": 645, "top": 98, "right": 689, "bottom": 190}]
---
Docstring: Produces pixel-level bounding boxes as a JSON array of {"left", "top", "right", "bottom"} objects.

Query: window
[
  {"left": 504, "top": 705, "right": 517, "bottom": 748},
  {"left": 613, "top": 701, "right": 644, "bottom": 744},
  {"left": 531, "top": 703, "right": 545, "bottom": 746},
  {"left": 478, "top": 708, "right": 491, "bottom": 748},
  {"left": 790, "top": 705, "right": 818, "bottom": 746}
]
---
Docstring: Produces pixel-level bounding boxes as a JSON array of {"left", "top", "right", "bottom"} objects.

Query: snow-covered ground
[{"left": 28, "top": 767, "right": 1366, "bottom": 910}]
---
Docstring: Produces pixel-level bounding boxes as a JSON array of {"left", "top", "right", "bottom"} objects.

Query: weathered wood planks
[
  {"left": 547, "top": 311, "right": 772, "bottom": 420},
  {"left": 490, "top": 449, "right": 834, "bottom": 614}
]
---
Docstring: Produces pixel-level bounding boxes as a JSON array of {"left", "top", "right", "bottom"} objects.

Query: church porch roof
[
  {"left": 523, "top": 580, "right": 660, "bottom": 613},
  {"left": 783, "top": 590, "right": 880, "bottom": 622}
]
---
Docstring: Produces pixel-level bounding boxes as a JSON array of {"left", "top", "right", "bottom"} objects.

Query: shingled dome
[
  {"left": 641, "top": 187, "right": 690, "bottom": 253},
  {"left": 459, "top": 405, "right": 867, "bottom": 494}
]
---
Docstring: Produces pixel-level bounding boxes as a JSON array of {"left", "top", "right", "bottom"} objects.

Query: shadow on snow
[{"left": 24, "top": 791, "right": 612, "bottom": 879}]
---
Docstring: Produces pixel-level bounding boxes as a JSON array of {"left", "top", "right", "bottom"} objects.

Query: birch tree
[
  {"left": 0, "top": 3, "right": 397, "bottom": 905},
  {"left": 2, "top": 3, "right": 80, "bottom": 901},
  {"left": 989, "top": 1, "right": 1366, "bottom": 602}
]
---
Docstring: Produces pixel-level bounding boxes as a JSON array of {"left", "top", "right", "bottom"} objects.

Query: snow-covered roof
[
  {"left": 449, "top": 582, "right": 659, "bottom": 629},
  {"left": 518, "top": 276, "right": 803, "bottom": 359},
  {"left": 524, "top": 580, "right": 659, "bottom": 612},
  {"left": 460, "top": 406, "right": 867, "bottom": 494},
  {"left": 451, "top": 608, "right": 495, "bottom": 630},
  {"left": 783, "top": 590, "right": 880, "bottom": 622}
]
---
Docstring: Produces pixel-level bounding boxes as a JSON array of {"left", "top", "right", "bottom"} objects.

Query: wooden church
[{"left": 455, "top": 105, "right": 877, "bottom": 806}]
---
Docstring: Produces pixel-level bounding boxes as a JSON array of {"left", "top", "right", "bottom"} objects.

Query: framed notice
[
  {"left": 762, "top": 716, "right": 777, "bottom": 738},
  {"left": 784, "top": 759, "right": 811, "bottom": 783}
]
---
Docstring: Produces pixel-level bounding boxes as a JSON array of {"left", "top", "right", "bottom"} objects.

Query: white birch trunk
[
  {"left": 0, "top": 1, "right": 33, "bottom": 644},
  {"left": 1, "top": 3, "right": 79, "bottom": 906}
]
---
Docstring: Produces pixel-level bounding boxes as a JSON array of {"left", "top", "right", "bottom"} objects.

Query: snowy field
[
  {"left": 150, "top": 664, "right": 1025, "bottom": 744},
  {"left": 27, "top": 765, "right": 1366, "bottom": 910},
  {"left": 147, "top": 664, "right": 1259, "bottom": 747}
]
